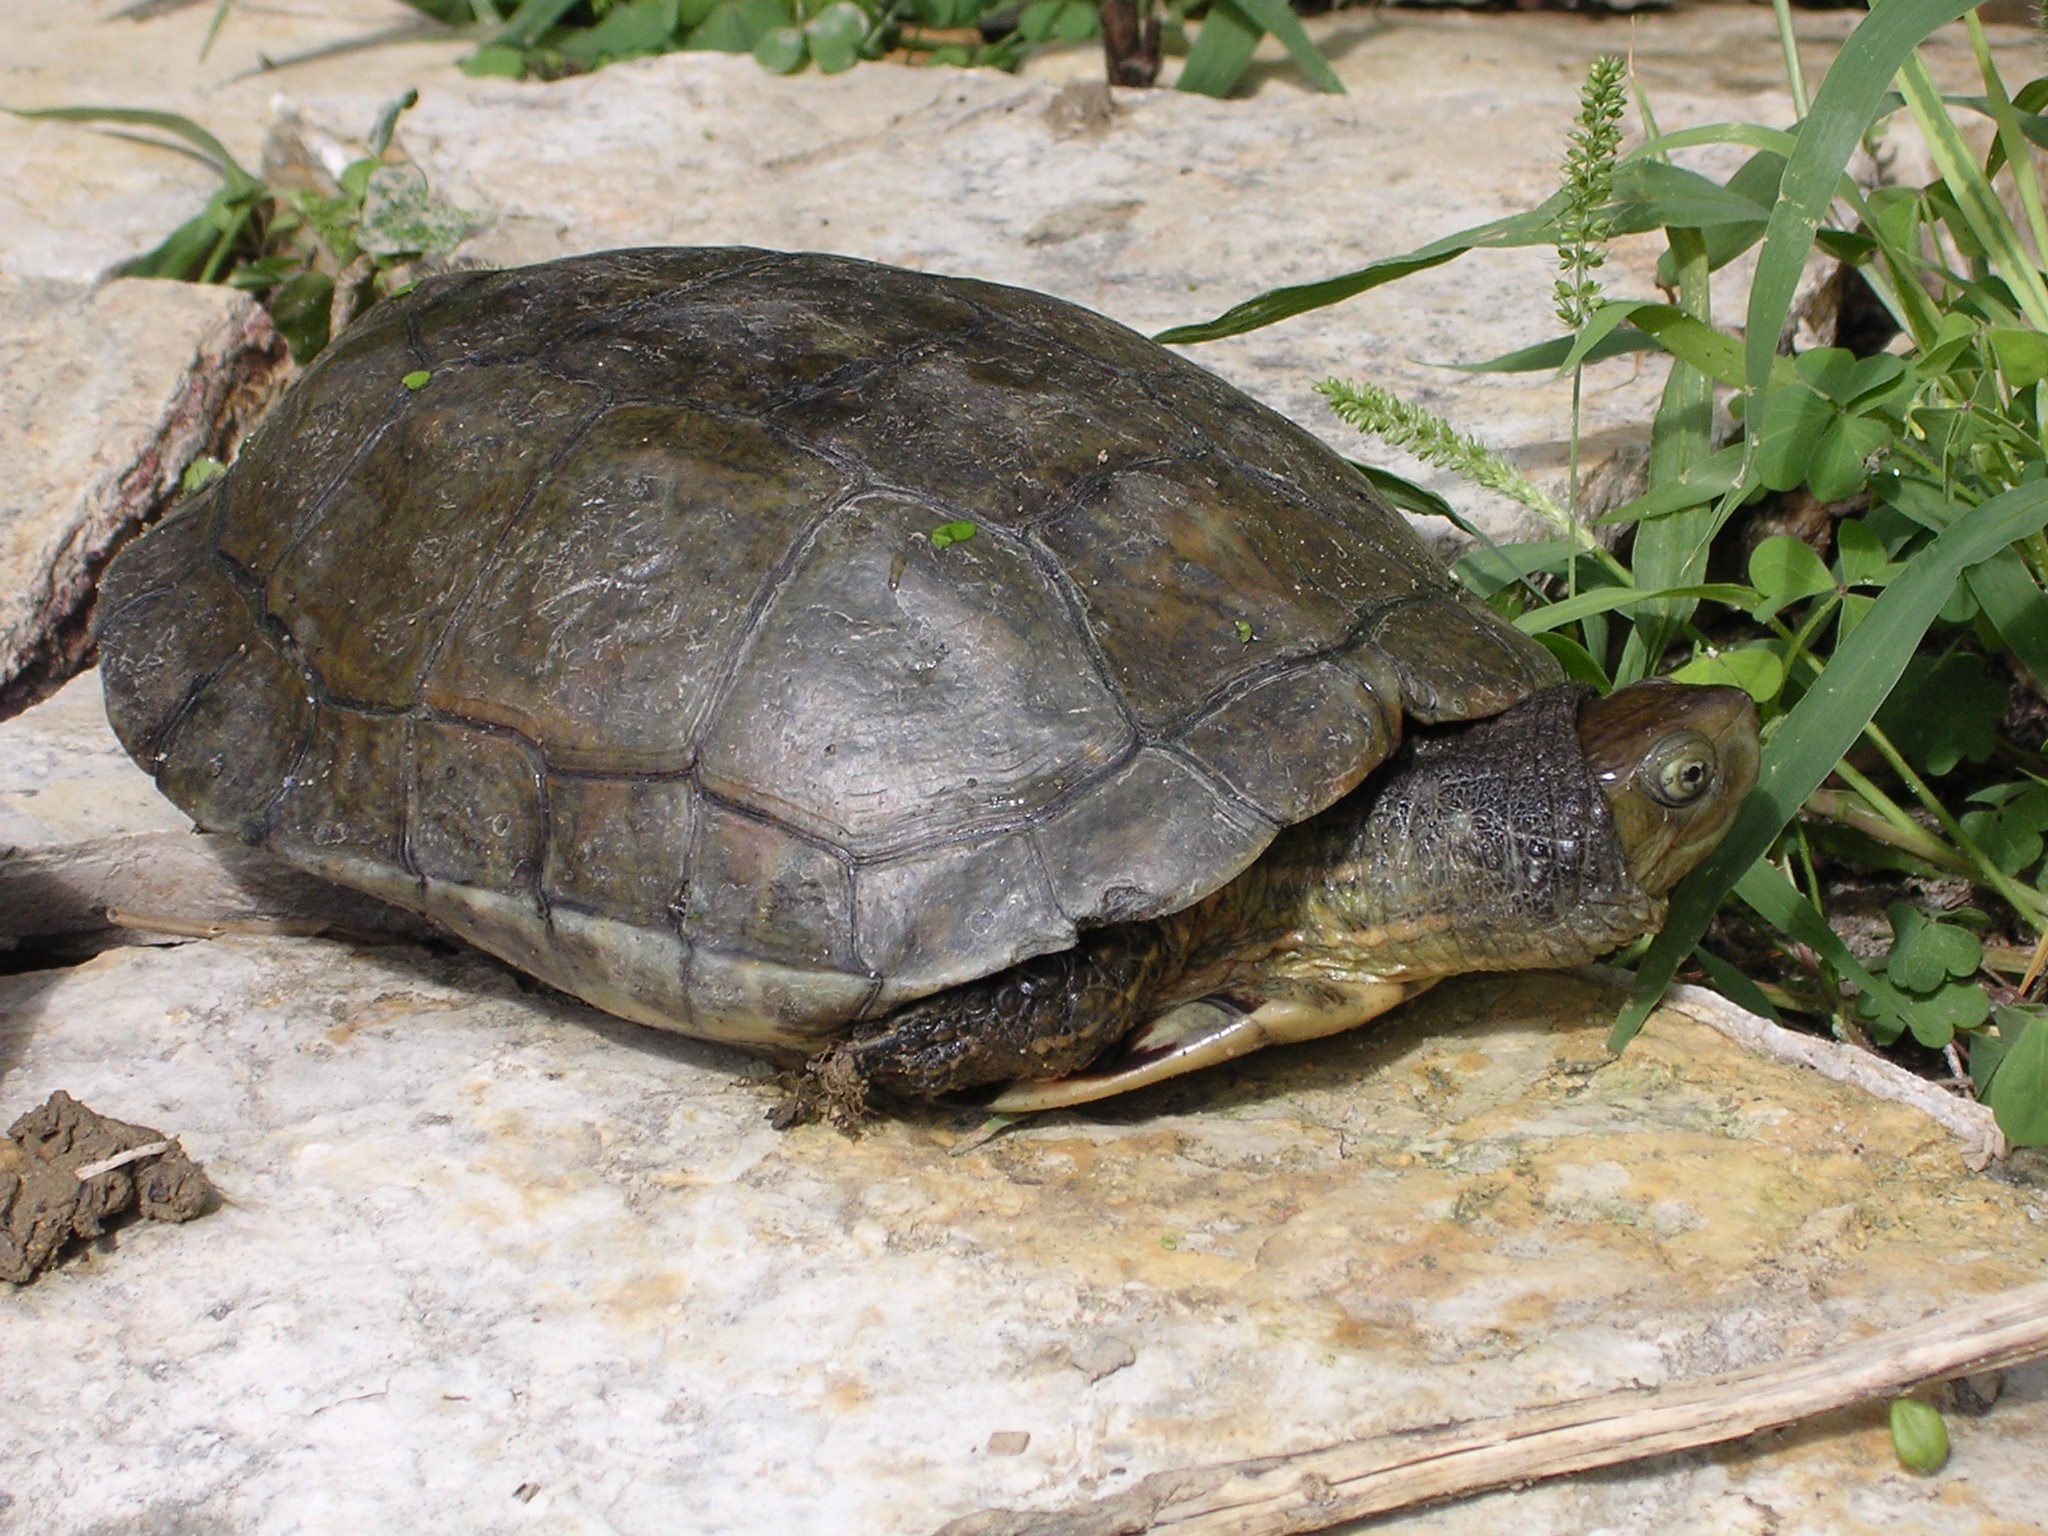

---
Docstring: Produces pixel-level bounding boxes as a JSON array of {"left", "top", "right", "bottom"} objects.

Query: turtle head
[{"left": 1578, "top": 679, "right": 1759, "bottom": 897}]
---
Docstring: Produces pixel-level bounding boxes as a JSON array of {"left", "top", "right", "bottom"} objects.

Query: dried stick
[{"left": 938, "top": 1278, "right": 2048, "bottom": 1536}]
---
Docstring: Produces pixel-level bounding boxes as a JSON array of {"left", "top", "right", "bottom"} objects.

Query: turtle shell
[{"left": 95, "top": 248, "right": 1560, "bottom": 1054}]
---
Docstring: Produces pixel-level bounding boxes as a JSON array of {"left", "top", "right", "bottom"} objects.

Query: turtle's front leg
[{"left": 801, "top": 923, "right": 1188, "bottom": 1125}]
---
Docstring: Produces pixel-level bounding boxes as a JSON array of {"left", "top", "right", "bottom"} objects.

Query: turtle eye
[{"left": 1643, "top": 732, "right": 1715, "bottom": 808}]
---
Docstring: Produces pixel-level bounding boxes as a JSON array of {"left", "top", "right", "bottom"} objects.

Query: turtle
[{"left": 94, "top": 247, "right": 1759, "bottom": 1122}]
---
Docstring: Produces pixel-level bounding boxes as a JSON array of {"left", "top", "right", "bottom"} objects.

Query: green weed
[{"left": 1164, "top": 2, "right": 2048, "bottom": 1146}]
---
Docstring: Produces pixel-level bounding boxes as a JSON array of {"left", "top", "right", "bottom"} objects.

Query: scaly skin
[{"left": 805, "top": 680, "right": 1757, "bottom": 1119}]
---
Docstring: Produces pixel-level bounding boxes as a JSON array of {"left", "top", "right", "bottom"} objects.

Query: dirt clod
[{"left": 0, "top": 1090, "right": 213, "bottom": 1283}]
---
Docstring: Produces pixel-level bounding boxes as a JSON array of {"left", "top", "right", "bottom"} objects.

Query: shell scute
[
  {"left": 422, "top": 401, "right": 846, "bottom": 770},
  {"left": 409, "top": 717, "right": 546, "bottom": 893},
  {"left": 697, "top": 494, "right": 1132, "bottom": 856}
]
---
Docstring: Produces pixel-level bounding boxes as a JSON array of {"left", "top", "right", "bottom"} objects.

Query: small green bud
[{"left": 1889, "top": 1397, "right": 1949, "bottom": 1472}]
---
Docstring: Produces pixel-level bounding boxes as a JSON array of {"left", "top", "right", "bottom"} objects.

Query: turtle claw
[
  {"left": 986, "top": 978, "right": 1426, "bottom": 1114},
  {"left": 987, "top": 998, "right": 1266, "bottom": 1113}
]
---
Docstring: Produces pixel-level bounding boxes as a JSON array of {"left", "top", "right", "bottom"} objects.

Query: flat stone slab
[
  {"left": 2, "top": 941, "right": 2044, "bottom": 1534},
  {"left": 2, "top": 678, "right": 2041, "bottom": 1530},
  {"left": 8, "top": 7, "right": 2048, "bottom": 1532}
]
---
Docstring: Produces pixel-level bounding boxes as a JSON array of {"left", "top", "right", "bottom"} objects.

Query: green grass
[{"left": 1166, "top": 0, "right": 2048, "bottom": 1147}]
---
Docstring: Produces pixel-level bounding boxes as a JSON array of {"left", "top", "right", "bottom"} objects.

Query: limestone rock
[{"left": 0, "top": 278, "right": 285, "bottom": 720}]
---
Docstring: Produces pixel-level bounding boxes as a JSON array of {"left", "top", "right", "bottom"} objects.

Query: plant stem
[
  {"left": 1968, "top": 11, "right": 2048, "bottom": 267},
  {"left": 1806, "top": 786, "right": 1976, "bottom": 878},
  {"left": 1859, "top": 722, "right": 2048, "bottom": 930},
  {"left": 1769, "top": 0, "right": 1810, "bottom": 118}
]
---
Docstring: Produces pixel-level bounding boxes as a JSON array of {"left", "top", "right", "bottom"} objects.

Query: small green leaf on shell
[
  {"left": 402, "top": 369, "right": 432, "bottom": 391},
  {"left": 1235, "top": 619, "right": 1254, "bottom": 644},
  {"left": 1889, "top": 1398, "right": 1949, "bottom": 1472},
  {"left": 180, "top": 455, "right": 228, "bottom": 492},
  {"left": 930, "top": 520, "right": 977, "bottom": 550}
]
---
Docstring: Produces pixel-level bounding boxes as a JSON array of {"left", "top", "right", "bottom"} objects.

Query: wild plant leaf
[
  {"left": 1730, "top": 861, "right": 1918, "bottom": 1041},
  {"left": 1616, "top": 475, "right": 2048, "bottom": 1050},
  {"left": 492, "top": 0, "right": 584, "bottom": 46},
  {"left": 1531, "top": 632, "right": 1610, "bottom": 689},
  {"left": 1619, "top": 303, "right": 1754, "bottom": 387},
  {"left": 1884, "top": 902, "right": 1983, "bottom": 990},
  {"left": 930, "top": 520, "right": 976, "bottom": 549},
  {"left": 1838, "top": 353, "right": 1911, "bottom": 409},
  {"left": 1596, "top": 444, "right": 1745, "bottom": 528},
  {"left": 1898, "top": 52, "right": 2048, "bottom": 332},
  {"left": 1444, "top": 326, "right": 1654, "bottom": 375},
  {"left": 1873, "top": 652, "right": 2007, "bottom": 776},
  {"left": 1988, "top": 326, "right": 2048, "bottom": 389},
  {"left": 1668, "top": 645, "right": 1785, "bottom": 703},
  {"left": 7, "top": 106, "right": 261, "bottom": 195},
  {"left": 1835, "top": 518, "right": 1903, "bottom": 588},
  {"left": 1223, "top": 0, "right": 1343, "bottom": 94},
  {"left": 1749, "top": 535, "right": 1836, "bottom": 617},
  {"left": 1017, "top": 0, "right": 1064, "bottom": 39},
  {"left": 1606, "top": 158, "right": 1774, "bottom": 232},
  {"left": 460, "top": 42, "right": 529, "bottom": 74},
  {"left": 754, "top": 25, "right": 807, "bottom": 70},
  {"left": 1053, "top": 0, "right": 1099, "bottom": 40},
  {"left": 268, "top": 270, "right": 334, "bottom": 363},
  {"left": 357, "top": 164, "right": 469, "bottom": 260},
  {"left": 1960, "top": 781, "right": 2048, "bottom": 875},
  {"left": 1629, "top": 121, "right": 1800, "bottom": 163},
  {"left": 1454, "top": 540, "right": 1578, "bottom": 595},
  {"left": 1874, "top": 979, "right": 1988, "bottom": 1046},
  {"left": 1983, "top": 1010, "right": 2048, "bottom": 1145},
  {"left": 1655, "top": 149, "right": 1785, "bottom": 284},
  {"left": 557, "top": 0, "right": 682, "bottom": 60},
  {"left": 806, "top": 1, "right": 869, "bottom": 70},
  {"left": 1753, "top": 383, "right": 1835, "bottom": 492},
  {"left": 1513, "top": 582, "right": 1754, "bottom": 635},
  {"left": 1354, "top": 464, "right": 1457, "bottom": 523},
  {"left": 1174, "top": 0, "right": 1260, "bottom": 98},
  {"left": 1689, "top": 946, "right": 1782, "bottom": 1023},
  {"left": 1155, "top": 201, "right": 1560, "bottom": 344},
  {"left": 113, "top": 201, "right": 234, "bottom": 282},
  {"left": 1808, "top": 413, "right": 1889, "bottom": 503},
  {"left": 1619, "top": 225, "right": 1716, "bottom": 684},
  {"left": 688, "top": 0, "right": 785, "bottom": 51},
  {"left": 1965, "top": 546, "right": 2048, "bottom": 693},
  {"left": 1741, "top": 0, "right": 1978, "bottom": 431}
]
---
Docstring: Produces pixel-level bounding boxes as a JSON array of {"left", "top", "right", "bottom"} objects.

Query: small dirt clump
[{"left": 0, "top": 1090, "right": 214, "bottom": 1283}]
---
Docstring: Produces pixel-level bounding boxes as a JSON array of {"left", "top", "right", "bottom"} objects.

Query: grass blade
[
  {"left": 1742, "top": 0, "right": 1977, "bottom": 426},
  {"left": 7, "top": 105, "right": 260, "bottom": 193},
  {"left": 1175, "top": 0, "right": 1261, "bottom": 98},
  {"left": 1896, "top": 49, "right": 2048, "bottom": 332},
  {"left": 1226, "top": 0, "right": 1343, "bottom": 94},
  {"left": 1615, "top": 476, "right": 2048, "bottom": 1049},
  {"left": 1156, "top": 203, "right": 1560, "bottom": 344},
  {"left": 1443, "top": 327, "right": 1655, "bottom": 374},
  {"left": 1516, "top": 582, "right": 1755, "bottom": 634},
  {"left": 1622, "top": 226, "right": 1720, "bottom": 682}
]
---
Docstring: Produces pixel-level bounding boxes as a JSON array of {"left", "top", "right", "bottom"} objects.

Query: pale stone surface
[
  {"left": 0, "top": 277, "right": 284, "bottom": 717},
  {"left": 0, "top": 668, "right": 187, "bottom": 851},
  {"left": 3, "top": 941, "right": 2046, "bottom": 1534},
  {"left": 4, "top": 685, "right": 2048, "bottom": 1535},
  {"left": 15, "top": 3, "right": 2030, "bottom": 551},
  {"left": 9, "top": 8, "right": 2048, "bottom": 1534}
]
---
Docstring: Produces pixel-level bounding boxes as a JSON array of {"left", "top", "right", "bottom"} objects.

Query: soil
[{"left": 0, "top": 1089, "right": 214, "bottom": 1283}]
